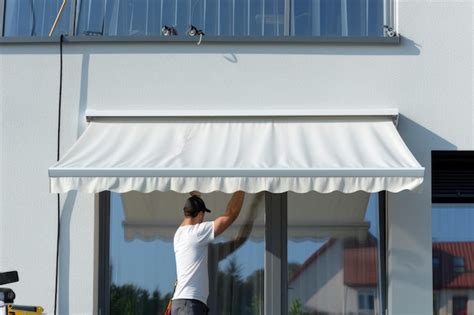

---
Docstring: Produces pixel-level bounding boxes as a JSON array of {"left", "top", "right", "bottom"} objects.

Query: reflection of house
[
  {"left": 433, "top": 242, "right": 474, "bottom": 315},
  {"left": 289, "top": 240, "right": 474, "bottom": 315},
  {"left": 288, "top": 236, "right": 379, "bottom": 315}
]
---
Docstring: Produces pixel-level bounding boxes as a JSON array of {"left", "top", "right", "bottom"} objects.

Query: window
[
  {"left": 358, "top": 292, "right": 375, "bottom": 312},
  {"left": 452, "top": 296, "right": 468, "bottom": 315},
  {"left": 432, "top": 151, "right": 474, "bottom": 203},
  {"left": 3, "top": 0, "right": 391, "bottom": 38},
  {"left": 76, "top": 0, "right": 284, "bottom": 37},
  {"left": 452, "top": 257, "right": 465, "bottom": 273},
  {"left": 100, "top": 191, "right": 387, "bottom": 315},
  {"left": 291, "top": 0, "right": 384, "bottom": 37},
  {"left": 100, "top": 191, "right": 264, "bottom": 315},
  {"left": 432, "top": 151, "right": 474, "bottom": 315},
  {"left": 287, "top": 192, "right": 384, "bottom": 315},
  {"left": 3, "top": 0, "right": 71, "bottom": 37},
  {"left": 433, "top": 257, "right": 441, "bottom": 269}
]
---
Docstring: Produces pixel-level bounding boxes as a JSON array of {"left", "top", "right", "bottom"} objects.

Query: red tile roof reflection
[
  {"left": 433, "top": 242, "right": 474, "bottom": 289},
  {"left": 343, "top": 246, "right": 377, "bottom": 287},
  {"left": 288, "top": 237, "right": 378, "bottom": 287},
  {"left": 289, "top": 239, "right": 474, "bottom": 290}
]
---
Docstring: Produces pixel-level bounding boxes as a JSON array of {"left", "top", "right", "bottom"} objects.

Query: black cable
[
  {"left": 57, "top": 37, "right": 63, "bottom": 162},
  {"left": 54, "top": 34, "right": 64, "bottom": 315}
]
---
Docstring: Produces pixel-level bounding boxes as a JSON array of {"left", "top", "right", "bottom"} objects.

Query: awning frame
[
  {"left": 85, "top": 108, "right": 399, "bottom": 125},
  {"left": 49, "top": 167, "right": 424, "bottom": 178}
]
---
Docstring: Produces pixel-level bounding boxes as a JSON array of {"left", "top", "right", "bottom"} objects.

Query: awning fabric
[
  {"left": 120, "top": 191, "right": 371, "bottom": 241},
  {"left": 49, "top": 116, "right": 424, "bottom": 194}
]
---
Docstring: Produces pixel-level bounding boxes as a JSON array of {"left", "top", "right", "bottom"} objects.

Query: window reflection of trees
[
  {"left": 109, "top": 192, "right": 264, "bottom": 315},
  {"left": 109, "top": 261, "right": 263, "bottom": 315},
  {"left": 215, "top": 258, "right": 263, "bottom": 315},
  {"left": 110, "top": 284, "right": 171, "bottom": 315}
]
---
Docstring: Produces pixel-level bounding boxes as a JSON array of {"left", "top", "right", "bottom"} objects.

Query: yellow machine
[
  {"left": 0, "top": 272, "right": 44, "bottom": 315},
  {"left": 6, "top": 305, "right": 44, "bottom": 315}
]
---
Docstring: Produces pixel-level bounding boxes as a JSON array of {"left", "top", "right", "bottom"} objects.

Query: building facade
[{"left": 0, "top": 0, "right": 473, "bottom": 314}]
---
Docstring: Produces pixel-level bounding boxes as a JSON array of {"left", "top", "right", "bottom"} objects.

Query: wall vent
[{"left": 432, "top": 151, "right": 474, "bottom": 203}]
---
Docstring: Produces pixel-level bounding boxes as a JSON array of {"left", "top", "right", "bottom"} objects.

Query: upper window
[
  {"left": 291, "top": 0, "right": 383, "bottom": 37},
  {"left": 76, "top": 0, "right": 284, "bottom": 37},
  {"left": 3, "top": 0, "right": 388, "bottom": 38},
  {"left": 432, "top": 257, "right": 440, "bottom": 268},
  {"left": 3, "top": 0, "right": 72, "bottom": 37},
  {"left": 452, "top": 257, "right": 465, "bottom": 273}
]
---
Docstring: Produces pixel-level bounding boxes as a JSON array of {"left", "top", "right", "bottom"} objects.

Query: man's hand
[{"left": 213, "top": 191, "right": 245, "bottom": 237}]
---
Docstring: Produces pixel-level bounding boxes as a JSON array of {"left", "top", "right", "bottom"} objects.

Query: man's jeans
[{"left": 171, "top": 299, "right": 209, "bottom": 315}]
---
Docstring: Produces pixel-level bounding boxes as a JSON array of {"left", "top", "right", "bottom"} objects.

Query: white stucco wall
[
  {"left": 0, "top": 48, "right": 96, "bottom": 314},
  {"left": 0, "top": 0, "right": 472, "bottom": 314}
]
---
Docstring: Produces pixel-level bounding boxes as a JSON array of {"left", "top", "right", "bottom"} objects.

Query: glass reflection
[
  {"left": 4, "top": 0, "right": 71, "bottom": 37},
  {"left": 76, "top": 0, "right": 284, "bottom": 37},
  {"left": 109, "top": 192, "right": 264, "bottom": 315},
  {"left": 291, "top": 0, "right": 384, "bottom": 37},
  {"left": 432, "top": 204, "right": 474, "bottom": 315},
  {"left": 209, "top": 193, "right": 264, "bottom": 315},
  {"left": 109, "top": 193, "right": 175, "bottom": 314},
  {"left": 287, "top": 192, "right": 381, "bottom": 315}
]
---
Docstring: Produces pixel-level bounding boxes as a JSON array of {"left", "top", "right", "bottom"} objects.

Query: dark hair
[
  {"left": 183, "top": 195, "right": 211, "bottom": 217},
  {"left": 184, "top": 209, "right": 202, "bottom": 218}
]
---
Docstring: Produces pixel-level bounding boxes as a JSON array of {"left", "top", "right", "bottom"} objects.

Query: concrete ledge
[{"left": 0, "top": 35, "right": 400, "bottom": 45}]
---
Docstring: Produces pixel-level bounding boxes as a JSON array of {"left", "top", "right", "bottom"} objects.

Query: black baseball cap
[{"left": 184, "top": 195, "right": 212, "bottom": 215}]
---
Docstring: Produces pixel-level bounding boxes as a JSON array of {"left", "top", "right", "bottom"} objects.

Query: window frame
[
  {"left": 0, "top": 0, "right": 4, "bottom": 36},
  {"left": 452, "top": 296, "right": 468, "bottom": 315},
  {"left": 0, "top": 0, "right": 399, "bottom": 44},
  {"left": 98, "top": 191, "right": 111, "bottom": 315},
  {"left": 357, "top": 291, "right": 376, "bottom": 311},
  {"left": 431, "top": 150, "right": 474, "bottom": 315},
  {"left": 0, "top": 0, "right": 77, "bottom": 37},
  {"left": 98, "top": 191, "right": 387, "bottom": 315},
  {"left": 452, "top": 256, "right": 465, "bottom": 273},
  {"left": 432, "top": 256, "right": 441, "bottom": 268}
]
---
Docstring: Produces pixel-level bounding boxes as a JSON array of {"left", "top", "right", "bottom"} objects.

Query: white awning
[{"left": 49, "top": 110, "right": 424, "bottom": 194}]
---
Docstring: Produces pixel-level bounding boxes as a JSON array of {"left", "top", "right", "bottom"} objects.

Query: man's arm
[
  {"left": 213, "top": 191, "right": 245, "bottom": 237},
  {"left": 215, "top": 192, "right": 263, "bottom": 260}
]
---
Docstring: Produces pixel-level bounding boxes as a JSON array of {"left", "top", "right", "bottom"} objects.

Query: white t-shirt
[{"left": 172, "top": 221, "right": 215, "bottom": 304}]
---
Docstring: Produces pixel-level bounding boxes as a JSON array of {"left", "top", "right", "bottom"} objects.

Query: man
[{"left": 171, "top": 191, "right": 245, "bottom": 315}]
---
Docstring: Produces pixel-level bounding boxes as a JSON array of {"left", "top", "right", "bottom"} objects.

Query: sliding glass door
[{"left": 99, "top": 191, "right": 386, "bottom": 315}]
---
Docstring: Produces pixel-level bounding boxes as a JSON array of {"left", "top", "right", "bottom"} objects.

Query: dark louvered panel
[{"left": 432, "top": 151, "right": 474, "bottom": 203}]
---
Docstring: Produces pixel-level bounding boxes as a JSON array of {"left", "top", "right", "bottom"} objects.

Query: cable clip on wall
[{"left": 188, "top": 25, "right": 205, "bottom": 45}]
